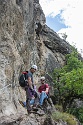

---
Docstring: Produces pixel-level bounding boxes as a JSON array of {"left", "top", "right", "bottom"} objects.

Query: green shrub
[
  {"left": 52, "top": 111, "right": 77, "bottom": 125},
  {"left": 55, "top": 104, "right": 63, "bottom": 112},
  {"left": 52, "top": 50, "right": 83, "bottom": 123},
  {"left": 68, "top": 107, "right": 83, "bottom": 123}
]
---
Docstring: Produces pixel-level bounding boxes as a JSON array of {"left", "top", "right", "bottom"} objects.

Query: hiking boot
[
  {"left": 33, "top": 108, "right": 38, "bottom": 112},
  {"left": 32, "top": 104, "right": 38, "bottom": 111}
]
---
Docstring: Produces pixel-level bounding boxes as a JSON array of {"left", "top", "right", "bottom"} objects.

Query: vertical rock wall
[{"left": 0, "top": 0, "right": 71, "bottom": 116}]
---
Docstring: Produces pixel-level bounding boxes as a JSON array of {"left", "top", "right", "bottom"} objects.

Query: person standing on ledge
[{"left": 25, "top": 65, "right": 38, "bottom": 114}]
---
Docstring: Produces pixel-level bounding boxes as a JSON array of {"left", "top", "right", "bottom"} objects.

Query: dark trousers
[
  {"left": 26, "top": 87, "right": 33, "bottom": 111},
  {"left": 25, "top": 87, "right": 39, "bottom": 111}
]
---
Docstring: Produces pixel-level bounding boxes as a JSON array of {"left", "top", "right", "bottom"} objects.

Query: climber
[
  {"left": 35, "top": 21, "right": 42, "bottom": 39},
  {"left": 24, "top": 65, "right": 38, "bottom": 114},
  {"left": 19, "top": 75, "right": 53, "bottom": 114},
  {"left": 38, "top": 76, "right": 50, "bottom": 108}
]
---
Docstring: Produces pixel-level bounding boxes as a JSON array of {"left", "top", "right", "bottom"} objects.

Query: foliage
[
  {"left": 55, "top": 104, "right": 63, "bottom": 112},
  {"left": 52, "top": 111, "right": 77, "bottom": 125},
  {"left": 61, "top": 68, "right": 83, "bottom": 96},
  {"left": 64, "top": 51, "right": 83, "bottom": 72},
  {"left": 67, "top": 107, "right": 83, "bottom": 123},
  {"left": 52, "top": 50, "right": 83, "bottom": 123}
]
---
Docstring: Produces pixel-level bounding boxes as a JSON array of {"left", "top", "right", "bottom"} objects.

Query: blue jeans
[
  {"left": 23, "top": 99, "right": 34, "bottom": 107},
  {"left": 23, "top": 92, "right": 48, "bottom": 107},
  {"left": 39, "top": 91, "right": 48, "bottom": 105}
]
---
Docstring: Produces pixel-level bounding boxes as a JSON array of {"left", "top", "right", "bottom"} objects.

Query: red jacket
[{"left": 38, "top": 83, "right": 49, "bottom": 94}]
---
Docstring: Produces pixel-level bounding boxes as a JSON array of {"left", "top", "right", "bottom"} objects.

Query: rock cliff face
[{"left": 0, "top": 0, "right": 75, "bottom": 124}]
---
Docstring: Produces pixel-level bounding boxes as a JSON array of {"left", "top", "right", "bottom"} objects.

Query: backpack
[{"left": 19, "top": 71, "right": 28, "bottom": 87}]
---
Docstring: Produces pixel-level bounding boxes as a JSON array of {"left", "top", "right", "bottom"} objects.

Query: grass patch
[
  {"left": 52, "top": 111, "right": 77, "bottom": 125},
  {"left": 55, "top": 104, "right": 63, "bottom": 112}
]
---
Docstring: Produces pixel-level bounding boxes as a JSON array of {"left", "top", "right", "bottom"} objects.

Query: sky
[{"left": 39, "top": 0, "right": 83, "bottom": 57}]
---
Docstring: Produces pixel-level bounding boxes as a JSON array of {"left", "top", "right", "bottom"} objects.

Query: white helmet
[
  {"left": 40, "top": 76, "right": 45, "bottom": 80},
  {"left": 31, "top": 65, "right": 37, "bottom": 70}
]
